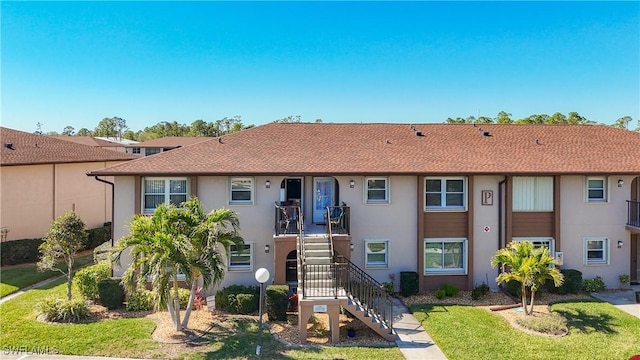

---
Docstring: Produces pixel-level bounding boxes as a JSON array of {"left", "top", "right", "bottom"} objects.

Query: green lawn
[
  {"left": 411, "top": 301, "right": 640, "bottom": 360},
  {"left": 1, "top": 278, "right": 404, "bottom": 359},
  {"left": 0, "top": 254, "right": 94, "bottom": 297}
]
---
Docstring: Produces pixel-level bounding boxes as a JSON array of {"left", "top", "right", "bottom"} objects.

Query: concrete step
[
  {"left": 340, "top": 297, "right": 397, "bottom": 341},
  {"left": 303, "top": 236, "right": 330, "bottom": 244},
  {"left": 304, "top": 257, "right": 332, "bottom": 265},
  {"left": 303, "top": 249, "right": 331, "bottom": 257}
]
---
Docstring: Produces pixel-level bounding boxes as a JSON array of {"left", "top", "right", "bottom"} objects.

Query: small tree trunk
[
  {"left": 181, "top": 281, "right": 197, "bottom": 330},
  {"left": 521, "top": 284, "right": 527, "bottom": 314},
  {"left": 167, "top": 291, "right": 177, "bottom": 325},
  {"left": 67, "top": 259, "right": 73, "bottom": 300},
  {"left": 528, "top": 291, "right": 536, "bottom": 316},
  {"left": 173, "top": 277, "right": 181, "bottom": 331}
]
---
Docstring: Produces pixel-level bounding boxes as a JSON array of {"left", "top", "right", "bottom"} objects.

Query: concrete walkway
[
  {"left": 0, "top": 274, "right": 67, "bottom": 305},
  {"left": 590, "top": 284, "right": 640, "bottom": 318},
  {"left": 392, "top": 298, "right": 448, "bottom": 360}
]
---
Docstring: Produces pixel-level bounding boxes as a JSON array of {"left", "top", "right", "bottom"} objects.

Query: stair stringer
[{"left": 339, "top": 296, "right": 397, "bottom": 341}]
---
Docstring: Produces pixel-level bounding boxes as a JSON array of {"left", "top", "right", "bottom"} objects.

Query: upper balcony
[
  {"left": 627, "top": 200, "right": 640, "bottom": 233},
  {"left": 274, "top": 203, "right": 350, "bottom": 236}
]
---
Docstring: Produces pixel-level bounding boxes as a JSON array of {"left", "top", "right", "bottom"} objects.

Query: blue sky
[{"left": 2, "top": 1, "right": 639, "bottom": 133}]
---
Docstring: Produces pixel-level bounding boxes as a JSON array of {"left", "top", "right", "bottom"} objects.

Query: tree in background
[
  {"left": 491, "top": 241, "right": 563, "bottom": 315},
  {"left": 496, "top": 111, "right": 513, "bottom": 124},
  {"left": 37, "top": 211, "right": 88, "bottom": 300},
  {"left": 611, "top": 116, "right": 633, "bottom": 129},
  {"left": 93, "top": 116, "right": 128, "bottom": 139},
  {"left": 61, "top": 126, "right": 75, "bottom": 136},
  {"left": 76, "top": 128, "right": 92, "bottom": 136}
]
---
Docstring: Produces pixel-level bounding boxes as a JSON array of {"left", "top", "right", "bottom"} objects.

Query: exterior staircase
[{"left": 298, "top": 234, "right": 397, "bottom": 341}]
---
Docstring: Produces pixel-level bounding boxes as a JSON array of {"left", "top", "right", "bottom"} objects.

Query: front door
[{"left": 313, "top": 177, "right": 335, "bottom": 223}]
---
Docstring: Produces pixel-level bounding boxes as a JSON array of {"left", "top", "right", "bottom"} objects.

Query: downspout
[
  {"left": 94, "top": 176, "right": 115, "bottom": 248},
  {"left": 497, "top": 176, "right": 507, "bottom": 285}
]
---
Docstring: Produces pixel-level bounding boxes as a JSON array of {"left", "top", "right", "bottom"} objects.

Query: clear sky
[{"left": 2, "top": 1, "right": 639, "bottom": 134}]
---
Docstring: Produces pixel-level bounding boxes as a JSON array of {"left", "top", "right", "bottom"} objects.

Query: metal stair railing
[
  {"left": 628, "top": 200, "right": 640, "bottom": 227},
  {"left": 334, "top": 255, "right": 394, "bottom": 335}
]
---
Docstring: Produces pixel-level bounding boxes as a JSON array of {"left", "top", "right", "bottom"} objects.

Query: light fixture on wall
[
  {"left": 618, "top": 179, "right": 624, "bottom": 188},
  {"left": 350, "top": 243, "right": 354, "bottom": 251},
  {"left": 349, "top": 180, "right": 355, "bottom": 188},
  {"left": 265, "top": 180, "right": 271, "bottom": 188},
  {"left": 617, "top": 240, "right": 623, "bottom": 249},
  {"left": 264, "top": 244, "right": 270, "bottom": 253}
]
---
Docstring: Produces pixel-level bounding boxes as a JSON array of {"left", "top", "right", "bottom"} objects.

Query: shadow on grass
[
  {"left": 552, "top": 300, "right": 617, "bottom": 335},
  {"left": 408, "top": 304, "right": 449, "bottom": 321}
]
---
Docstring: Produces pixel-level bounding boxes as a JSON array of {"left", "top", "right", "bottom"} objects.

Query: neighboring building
[
  {"left": 89, "top": 123, "right": 640, "bottom": 290},
  {"left": 1, "top": 128, "right": 137, "bottom": 241},
  {"left": 53, "top": 135, "right": 130, "bottom": 153},
  {"left": 125, "top": 136, "right": 214, "bottom": 156}
]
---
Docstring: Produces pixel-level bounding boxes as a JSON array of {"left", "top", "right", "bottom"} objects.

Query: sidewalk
[
  {"left": 0, "top": 274, "right": 67, "bottom": 305},
  {"left": 392, "top": 298, "right": 448, "bottom": 360},
  {"left": 590, "top": 284, "right": 640, "bottom": 319}
]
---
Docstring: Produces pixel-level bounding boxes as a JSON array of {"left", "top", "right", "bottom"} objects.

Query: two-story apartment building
[{"left": 89, "top": 123, "right": 640, "bottom": 295}]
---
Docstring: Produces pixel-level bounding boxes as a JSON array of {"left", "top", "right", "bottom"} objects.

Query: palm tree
[
  {"left": 113, "top": 198, "right": 243, "bottom": 330},
  {"left": 491, "top": 241, "right": 563, "bottom": 315},
  {"left": 178, "top": 198, "right": 243, "bottom": 329}
]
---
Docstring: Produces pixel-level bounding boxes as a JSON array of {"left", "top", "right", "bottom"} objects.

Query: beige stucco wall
[
  {"left": 560, "top": 175, "right": 633, "bottom": 288},
  {"left": 472, "top": 175, "right": 504, "bottom": 290},
  {"left": 0, "top": 161, "right": 119, "bottom": 241},
  {"left": 112, "top": 176, "right": 136, "bottom": 276}
]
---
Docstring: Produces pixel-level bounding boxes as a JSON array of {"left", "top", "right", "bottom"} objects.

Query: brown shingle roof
[
  {"left": 52, "top": 136, "right": 123, "bottom": 147},
  {"left": 133, "top": 136, "right": 214, "bottom": 148},
  {"left": 1, "top": 127, "right": 137, "bottom": 166},
  {"left": 88, "top": 123, "right": 640, "bottom": 176}
]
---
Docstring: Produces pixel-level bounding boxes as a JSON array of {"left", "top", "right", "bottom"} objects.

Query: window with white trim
[
  {"left": 583, "top": 237, "right": 609, "bottom": 265},
  {"left": 424, "top": 238, "right": 467, "bottom": 275},
  {"left": 364, "top": 240, "right": 389, "bottom": 268},
  {"left": 228, "top": 243, "right": 253, "bottom": 271},
  {"left": 513, "top": 237, "right": 555, "bottom": 255},
  {"left": 512, "top": 176, "right": 554, "bottom": 211},
  {"left": 366, "top": 177, "right": 389, "bottom": 204},
  {"left": 131, "top": 147, "right": 141, "bottom": 154},
  {"left": 229, "top": 177, "right": 254, "bottom": 205},
  {"left": 586, "top": 177, "right": 608, "bottom": 202},
  {"left": 143, "top": 178, "right": 188, "bottom": 213},
  {"left": 145, "top": 147, "right": 161, "bottom": 156},
  {"left": 425, "top": 177, "right": 466, "bottom": 210}
]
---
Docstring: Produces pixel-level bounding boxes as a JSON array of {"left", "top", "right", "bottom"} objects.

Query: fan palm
[{"left": 491, "top": 241, "right": 563, "bottom": 315}]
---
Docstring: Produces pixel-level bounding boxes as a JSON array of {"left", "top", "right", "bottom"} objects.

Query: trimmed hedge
[
  {"left": 37, "top": 297, "right": 91, "bottom": 323},
  {"left": 546, "top": 269, "right": 582, "bottom": 294},
  {"left": 0, "top": 238, "right": 44, "bottom": 265},
  {"left": 97, "top": 278, "right": 124, "bottom": 309},
  {"left": 400, "top": 271, "right": 418, "bottom": 297},
  {"left": 85, "top": 225, "right": 111, "bottom": 250},
  {"left": 214, "top": 285, "right": 260, "bottom": 314},
  {"left": 74, "top": 260, "right": 111, "bottom": 300},
  {"left": 266, "top": 285, "right": 289, "bottom": 321},
  {"left": 0, "top": 225, "right": 111, "bottom": 266},
  {"left": 126, "top": 289, "right": 155, "bottom": 311}
]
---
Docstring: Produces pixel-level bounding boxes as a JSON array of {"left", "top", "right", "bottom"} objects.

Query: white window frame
[
  {"left": 142, "top": 177, "right": 188, "bottom": 214},
  {"left": 424, "top": 177, "right": 467, "bottom": 211},
  {"left": 145, "top": 147, "right": 161, "bottom": 156},
  {"left": 583, "top": 237, "right": 610, "bottom": 265},
  {"left": 131, "top": 147, "right": 141, "bottom": 154},
  {"left": 228, "top": 242, "right": 254, "bottom": 272},
  {"left": 512, "top": 237, "right": 555, "bottom": 255},
  {"left": 229, "top": 177, "right": 254, "bottom": 205},
  {"left": 365, "top": 177, "right": 389, "bottom": 204},
  {"left": 585, "top": 177, "right": 608, "bottom": 203},
  {"left": 424, "top": 238, "right": 468, "bottom": 275},
  {"left": 364, "top": 239, "right": 389, "bottom": 269}
]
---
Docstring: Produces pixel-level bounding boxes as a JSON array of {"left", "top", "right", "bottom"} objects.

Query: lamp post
[{"left": 254, "top": 267, "right": 270, "bottom": 356}]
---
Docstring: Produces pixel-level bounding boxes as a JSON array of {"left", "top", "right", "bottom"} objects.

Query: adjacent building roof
[
  {"left": 1, "top": 127, "right": 137, "bottom": 166},
  {"left": 88, "top": 123, "right": 640, "bottom": 176},
  {"left": 53, "top": 136, "right": 124, "bottom": 148},
  {"left": 132, "top": 136, "right": 214, "bottom": 148}
]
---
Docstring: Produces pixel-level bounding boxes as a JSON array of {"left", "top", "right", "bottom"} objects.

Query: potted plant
[{"left": 619, "top": 274, "right": 630, "bottom": 289}]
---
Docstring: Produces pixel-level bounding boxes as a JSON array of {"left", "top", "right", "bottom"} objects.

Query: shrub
[
  {"left": 84, "top": 225, "right": 111, "bottom": 250},
  {"left": 214, "top": 285, "right": 260, "bottom": 314},
  {"left": 266, "top": 285, "right": 289, "bottom": 321},
  {"left": 37, "top": 297, "right": 91, "bottom": 323},
  {"left": 74, "top": 260, "right": 111, "bottom": 300},
  {"left": 178, "top": 288, "right": 190, "bottom": 309},
  {"left": 126, "top": 289, "right": 155, "bottom": 311},
  {"left": 400, "top": 271, "right": 418, "bottom": 297},
  {"left": 471, "top": 283, "right": 490, "bottom": 300},
  {"left": 382, "top": 282, "right": 394, "bottom": 295},
  {"left": 434, "top": 289, "right": 447, "bottom": 299},
  {"left": 441, "top": 284, "right": 459, "bottom": 297},
  {"left": 583, "top": 276, "right": 606, "bottom": 292},
  {"left": 546, "top": 269, "right": 582, "bottom": 294},
  {"left": 93, "top": 240, "right": 112, "bottom": 263},
  {"left": 619, "top": 274, "right": 630, "bottom": 285},
  {"left": 234, "top": 293, "right": 259, "bottom": 314},
  {"left": 506, "top": 280, "right": 522, "bottom": 298},
  {"left": 0, "top": 238, "right": 44, "bottom": 265},
  {"left": 97, "top": 277, "right": 124, "bottom": 309}
]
